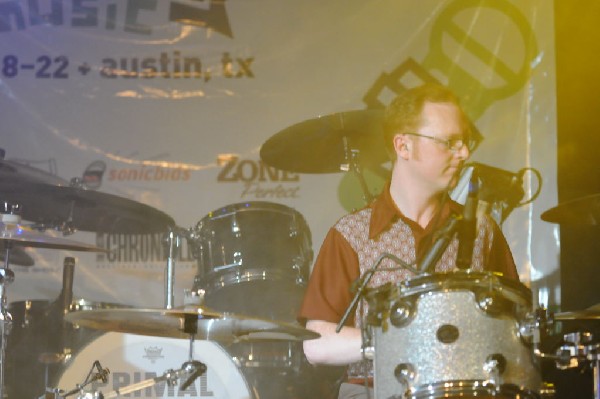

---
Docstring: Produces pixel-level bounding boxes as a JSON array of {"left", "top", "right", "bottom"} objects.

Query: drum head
[{"left": 55, "top": 332, "right": 254, "bottom": 399}]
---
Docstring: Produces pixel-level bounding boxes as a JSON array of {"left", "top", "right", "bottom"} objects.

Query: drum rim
[
  {"left": 202, "top": 201, "right": 305, "bottom": 221},
  {"left": 405, "top": 379, "right": 541, "bottom": 399},
  {"left": 365, "top": 271, "right": 533, "bottom": 307},
  {"left": 197, "top": 267, "right": 307, "bottom": 289}
]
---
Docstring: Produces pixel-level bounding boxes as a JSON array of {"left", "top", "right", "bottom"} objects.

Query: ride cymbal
[
  {"left": 554, "top": 303, "right": 600, "bottom": 320},
  {"left": 541, "top": 193, "right": 600, "bottom": 226},
  {"left": 0, "top": 246, "right": 34, "bottom": 266},
  {"left": 64, "top": 306, "right": 320, "bottom": 342},
  {"left": 0, "top": 220, "right": 108, "bottom": 252},
  {"left": 1, "top": 181, "right": 175, "bottom": 234},
  {"left": 1, "top": 158, "right": 175, "bottom": 233},
  {"left": 260, "top": 110, "right": 389, "bottom": 174}
]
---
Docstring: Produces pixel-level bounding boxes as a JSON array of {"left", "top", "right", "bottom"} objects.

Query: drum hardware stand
[
  {"left": 40, "top": 360, "right": 206, "bottom": 399},
  {"left": 0, "top": 204, "right": 22, "bottom": 399},
  {"left": 527, "top": 308, "right": 600, "bottom": 399},
  {"left": 60, "top": 360, "right": 110, "bottom": 397},
  {"left": 163, "top": 227, "right": 182, "bottom": 309},
  {"left": 553, "top": 332, "right": 599, "bottom": 399},
  {"left": 337, "top": 253, "right": 419, "bottom": 334},
  {"left": 340, "top": 139, "right": 375, "bottom": 205}
]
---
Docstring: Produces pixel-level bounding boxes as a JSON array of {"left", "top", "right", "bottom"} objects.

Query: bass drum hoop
[
  {"left": 366, "top": 271, "right": 533, "bottom": 310},
  {"left": 407, "top": 380, "right": 541, "bottom": 398}
]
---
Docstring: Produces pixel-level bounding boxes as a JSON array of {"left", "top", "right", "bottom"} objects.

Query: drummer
[{"left": 298, "top": 83, "right": 519, "bottom": 399}]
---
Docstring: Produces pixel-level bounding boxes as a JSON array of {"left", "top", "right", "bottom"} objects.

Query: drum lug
[
  {"left": 394, "top": 363, "right": 415, "bottom": 390},
  {"left": 483, "top": 353, "right": 507, "bottom": 386},
  {"left": 475, "top": 290, "right": 510, "bottom": 316},
  {"left": 389, "top": 299, "right": 415, "bottom": 328}
]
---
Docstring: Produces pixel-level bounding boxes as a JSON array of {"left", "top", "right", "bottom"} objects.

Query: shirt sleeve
[{"left": 297, "top": 227, "right": 361, "bottom": 326}]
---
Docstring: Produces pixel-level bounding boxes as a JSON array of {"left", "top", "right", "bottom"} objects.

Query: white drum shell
[{"left": 56, "top": 332, "right": 254, "bottom": 399}]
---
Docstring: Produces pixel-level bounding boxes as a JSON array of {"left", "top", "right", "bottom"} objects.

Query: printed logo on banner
[
  {"left": 81, "top": 160, "right": 196, "bottom": 269},
  {"left": 82, "top": 160, "right": 107, "bottom": 189},
  {"left": 338, "top": 0, "right": 540, "bottom": 212},
  {"left": 216, "top": 154, "right": 301, "bottom": 199},
  {"left": 0, "top": 0, "right": 232, "bottom": 37},
  {"left": 0, "top": 0, "right": 254, "bottom": 82},
  {"left": 95, "top": 231, "right": 196, "bottom": 267}
]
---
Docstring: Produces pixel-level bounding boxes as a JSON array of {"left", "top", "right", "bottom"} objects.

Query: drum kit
[
  {"left": 0, "top": 108, "right": 599, "bottom": 399},
  {"left": 0, "top": 155, "right": 321, "bottom": 399}
]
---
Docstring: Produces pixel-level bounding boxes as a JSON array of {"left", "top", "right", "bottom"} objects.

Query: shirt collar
[{"left": 368, "top": 183, "right": 462, "bottom": 239}]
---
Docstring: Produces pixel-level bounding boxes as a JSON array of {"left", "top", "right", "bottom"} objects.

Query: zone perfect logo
[
  {"left": 0, "top": 0, "right": 233, "bottom": 38},
  {"left": 217, "top": 155, "right": 301, "bottom": 199}
]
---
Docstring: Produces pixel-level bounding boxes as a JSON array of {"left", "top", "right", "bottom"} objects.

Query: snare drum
[
  {"left": 364, "top": 272, "right": 542, "bottom": 398},
  {"left": 191, "top": 201, "right": 313, "bottom": 321},
  {"left": 54, "top": 332, "right": 254, "bottom": 399}
]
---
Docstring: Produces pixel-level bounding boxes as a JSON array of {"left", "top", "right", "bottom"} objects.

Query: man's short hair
[{"left": 383, "top": 83, "right": 471, "bottom": 157}]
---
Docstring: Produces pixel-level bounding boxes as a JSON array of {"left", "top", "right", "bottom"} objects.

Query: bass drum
[
  {"left": 192, "top": 201, "right": 313, "bottom": 322},
  {"left": 5, "top": 299, "right": 129, "bottom": 399},
  {"left": 54, "top": 332, "right": 255, "bottom": 399}
]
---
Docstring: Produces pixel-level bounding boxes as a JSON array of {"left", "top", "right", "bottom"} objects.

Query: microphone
[
  {"left": 180, "top": 361, "right": 207, "bottom": 391},
  {"left": 418, "top": 213, "right": 461, "bottom": 274},
  {"left": 61, "top": 257, "right": 75, "bottom": 315},
  {"left": 93, "top": 368, "right": 110, "bottom": 384},
  {"left": 456, "top": 171, "right": 479, "bottom": 270}
]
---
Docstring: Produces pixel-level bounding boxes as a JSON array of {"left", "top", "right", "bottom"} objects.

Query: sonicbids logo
[
  {"left": 108, "top": 165, "right": 191, "bottom": 182},
  {"left": 83, "top": 160, "right": 191, "bottom": 187}
]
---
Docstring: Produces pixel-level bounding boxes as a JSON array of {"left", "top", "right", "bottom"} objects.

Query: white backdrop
[{"left": 1, "top": 0, "right": 558, "bottom": 310}]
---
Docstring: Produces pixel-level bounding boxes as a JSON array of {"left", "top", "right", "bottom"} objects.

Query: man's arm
[{"left": 303, "top": 320, "right": 363, "bottom": 365}]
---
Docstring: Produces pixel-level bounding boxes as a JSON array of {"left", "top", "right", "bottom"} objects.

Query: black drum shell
[{"left": 191, "top": 201, "right": 313, "bottom": 322}]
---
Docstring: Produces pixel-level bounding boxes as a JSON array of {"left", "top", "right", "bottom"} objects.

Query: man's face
[{"left": 406, "top": 101, "right": 470, "bottom": 191}]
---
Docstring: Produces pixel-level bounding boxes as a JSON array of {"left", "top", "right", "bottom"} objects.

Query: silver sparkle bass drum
[{"left": 364, "top": 271, "right": 542, "bottom": 398}]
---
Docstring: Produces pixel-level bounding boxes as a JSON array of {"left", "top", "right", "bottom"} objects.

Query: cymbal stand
[
  {"left": 340, "top": 137, "right": 374, "bottom": 205},
  {"left": 526, "top": 309, "right": 600, "bottom": 399},
  {"left": 163, "top": 227, "right": 182, "bottom": 309},
  {"left": 554, "top": 332, "right": 599, "bottom": 399},
  {"left": 0, "top": 207, "right": 19, "bottom": 399}
]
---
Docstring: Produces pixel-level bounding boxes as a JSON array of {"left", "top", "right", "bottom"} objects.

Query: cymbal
[
  {"left": 541, "top": 194, "right": 600, "bottom": 226},
  {"left": 0, "top": 246, "right": 34, "bottom": 266},
  {"left": 0, "top": 158, "right": 69, "bottom": 186},
  {"left": 1, "top": 180, "right": 175, "bottom": 234},
  {"left": 260, "top": 110, "right": 389, "bottom": 173},
  {"left": 554, "top": 303, "right": 600, "bottom": 320},
  {"left": 64, "top": 306, "right": 320, "bottom": 342},
  {"left": 0, "top": 220, "right": 108, "bottom": 252}
]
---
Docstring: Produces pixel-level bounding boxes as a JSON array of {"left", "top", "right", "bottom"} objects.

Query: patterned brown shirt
[{"left": 298, "top": 186, "right": 518, "bottom": 379}]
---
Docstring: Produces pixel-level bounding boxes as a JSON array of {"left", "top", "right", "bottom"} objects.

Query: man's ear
[{"left": 393, "top": 134, "right": 410, "bottom": 160}]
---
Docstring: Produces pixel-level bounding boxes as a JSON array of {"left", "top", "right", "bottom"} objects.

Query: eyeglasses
[{"left": 404, "top": 132, "right": 477, "bottom": 152}]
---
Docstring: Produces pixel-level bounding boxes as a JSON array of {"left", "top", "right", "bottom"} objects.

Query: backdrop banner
[{"left": 1, "top": 0, "right": 557, "bottom": 312}]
